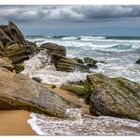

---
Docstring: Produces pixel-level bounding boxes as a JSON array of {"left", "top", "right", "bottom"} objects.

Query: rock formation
[
  {"left": 0, "top": 21, "right": 36, "bottom": 64},
  {"left": 84, "top": 73, "right": 140, "bottom": 121},
  {"left": 136, "top": 59, "right": 140, "bottom": 64}
]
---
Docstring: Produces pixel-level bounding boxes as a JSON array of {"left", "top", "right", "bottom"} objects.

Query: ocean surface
[{"left": 21, "top": 35, "right": 140, "bottom": 135}]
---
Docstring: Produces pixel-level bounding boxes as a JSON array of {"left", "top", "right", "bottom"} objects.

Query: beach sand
[{"left": 0, "top": 110, "right": 37, "bottom": 135}]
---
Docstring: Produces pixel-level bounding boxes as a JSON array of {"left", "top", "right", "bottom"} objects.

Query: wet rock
[
  {"left": 0, "top": 67, "right": 77, "bottom": 117},
  {"left": 73, "top": 57, "right": 84, "bottom": 64},
  {"left": 136, "top": 59, "right": 140, "bottom": 64},
  {"left": 32, "top": 77, "right": 42, "bottom": 83},
  {"left": 87, "top": 63, "right": 98, "bottom": 69},
  {"left": 60, "top": 84, "right": 84, "bottom": 96},
  {"left": 13, "top": 64, "right": 25, "bottom": 73},
  {"left": 84, "top": 73, "right": 140, "bottom": 121},
  {"left": 84, "top": 57, "right": 97, "bottom": 64},
  {"left": 40, "top": 42, "right": 66, "bottom": 56},
  {"left": 83, "top": 57, "right": 97, "bottom": 68},
  {"left": 51, "top": 53, "right": 89, "bottom": 72}
]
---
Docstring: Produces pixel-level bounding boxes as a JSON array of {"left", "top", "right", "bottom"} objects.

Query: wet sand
[{"left": 0, "top": 110, "right": 37, "bottom": 135}]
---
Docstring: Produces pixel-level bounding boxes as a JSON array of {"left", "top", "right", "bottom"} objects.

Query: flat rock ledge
[{"left": 0, "top": 67, "right": 78, "bottom": 118}]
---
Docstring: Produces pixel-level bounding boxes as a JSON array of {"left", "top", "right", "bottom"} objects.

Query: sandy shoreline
[{"left": 0, "top": 110, "right": 37, "bottom": 135}]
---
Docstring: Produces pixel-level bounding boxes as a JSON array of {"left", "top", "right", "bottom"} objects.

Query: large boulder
[
  {"left": 136, "top": 59, "right": 140, "bottom": 64},
  {"left": 40, "top": 42, "right": 66, "bottom": 56},
  {"left": 0, "top": 67, "right": 77, "bottom": 118},
  {"left": 51, "top": 53, "right": 89, "bottom": 72},
  {"left": 84, "top": 73, "right": 140, "bottom": 121}
]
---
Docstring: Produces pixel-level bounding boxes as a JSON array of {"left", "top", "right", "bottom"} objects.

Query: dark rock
[
  {"left": 136, "top": 59, "right": 140, "bottom": 64},
  {"left": 0, "top": 67, "right": 77, "bottom": 117},
  {"left": 84, "top": 57, "right": 97, "bottom": 68},
  {"left": 51, "top": 53, "right": 89, "bottom": 72},
  {"left": 47, "top": 84, "right": 56, "bottom": 89},
  {"left": 84, "top": 57, "right": 97, "bottom": 64},
  {"left": 40, "top": 42, "right": 66, "bottom": 56},
  {"left": 73, "top": 57, "right": 84, "bottom": 64},
  {"left": 84, "top": 73, "right": 140, "bottom": 121},
  {"left": 13, "top": 64, "right": 25, "bottom": 73},
  {"left": 87, "top": 63, "right": 98, "bottom": 69},
  {"left": 32, "top": 77, "right": 42, "bottom": 83}
]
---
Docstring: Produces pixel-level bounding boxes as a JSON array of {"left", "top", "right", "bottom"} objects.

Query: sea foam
[{"left": 28, "top": 111, "right": 140, "bottom": 136}]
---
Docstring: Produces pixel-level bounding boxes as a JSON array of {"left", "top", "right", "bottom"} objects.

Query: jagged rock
[
  {"left": 40, "top": 42, "right": 66, "bottom": 56},
  {"left": 0, "top": 27, "right": 13, "bottom": 47},
  {"left": 51, "top": 53, "right": 89, "bottom": 72},
  {"left": 0, "top": 21, "right": 27, "bottom": 45},
  {"left": 83, "top": 57, "right": 97, "bottom": 68},
  {"left": 60, "top": 84, "right": 84, "bottom": 96},
  {"left": 0, "top": 67, "right": 77, "bottom": 118},
  {"left": 84, "top": 73, "right": 140, "bottom": 121},
  {"left": 0, "top": 21, "right": 37, "bottom": 64},
  {"left": 136, "top": 59, "right": 140, "bottom": 64},
  {"left": 73, "top": 57, "right": 84, "bottom": 64}
]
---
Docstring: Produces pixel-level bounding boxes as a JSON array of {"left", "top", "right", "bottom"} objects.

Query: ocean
[{"left": 21, "top": 35, "right": 140, "bottom": 135}]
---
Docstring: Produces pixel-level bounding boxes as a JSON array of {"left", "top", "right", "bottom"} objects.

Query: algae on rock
[
  {"left": 84, "top": 73, "right": 140, "bottom": 121},
  {"left": 60, "top": 84, "right": 84, "bottom": 96}
]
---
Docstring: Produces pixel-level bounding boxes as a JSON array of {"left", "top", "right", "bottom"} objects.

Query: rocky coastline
[{"left": 0, "top": 21, "right": 140, "bottom": 124}]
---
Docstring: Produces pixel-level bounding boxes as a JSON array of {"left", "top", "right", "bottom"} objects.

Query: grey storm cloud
[{"left": 1, "top": 5, "right": 140, "bottom": 23}]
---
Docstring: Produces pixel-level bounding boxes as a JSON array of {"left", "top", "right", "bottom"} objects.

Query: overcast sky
[{"left": 1, "top": 5, "right": 140, "bottom": 36}]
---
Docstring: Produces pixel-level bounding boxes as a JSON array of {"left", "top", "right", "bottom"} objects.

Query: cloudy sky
[{"left": 1, "top": 5, "right": 140, "bottom": 36}]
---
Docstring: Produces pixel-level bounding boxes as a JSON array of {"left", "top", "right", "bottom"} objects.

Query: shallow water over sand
[{"left": 28, "top": 109, "right": 140, "bottom": 136}]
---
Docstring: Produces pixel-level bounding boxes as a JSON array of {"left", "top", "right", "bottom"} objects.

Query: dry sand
[{"left": 0, "top": 110, "right": 37, "bottom": 135}]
